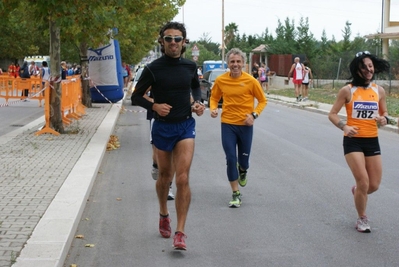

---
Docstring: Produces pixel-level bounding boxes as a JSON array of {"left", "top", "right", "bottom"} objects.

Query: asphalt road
[
  {"left": 0, "top": 98, "right": 44, "bottom": 136},
  {"left": 64, "top": 99, "right": 399, "bottom": 267}
]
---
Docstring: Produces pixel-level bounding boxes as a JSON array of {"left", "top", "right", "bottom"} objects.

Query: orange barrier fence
[
  {"left": 0, "top": 74, "right": 86, "bottom": 136},
  {"left": 60, "top": 76, "right": 86, "bottom": 126},
  {"left": 0, "top": 75, "right": 44, "bottom": 106},
  {"left": 35, "top": 75, "right": 86, "bottom": 136}
]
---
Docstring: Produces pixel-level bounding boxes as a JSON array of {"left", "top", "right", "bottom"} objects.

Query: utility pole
[
  {"left": 380, "top": 0, "right": 384, "bottom": 57},
  {"left": 221, "top": 0, "right": 225, "bottom": 69}
]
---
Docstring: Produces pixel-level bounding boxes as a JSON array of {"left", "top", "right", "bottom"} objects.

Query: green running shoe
[
  {"left": 229, "top": 191, "right": 242, "bottom": 208},
  {"left": 238, "top": 168, "right": 247, "bottom": 187}
]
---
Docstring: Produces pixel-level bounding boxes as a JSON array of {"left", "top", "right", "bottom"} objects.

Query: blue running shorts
[{"left": 152, "top": 117, "right": 196, "bottom": 152}]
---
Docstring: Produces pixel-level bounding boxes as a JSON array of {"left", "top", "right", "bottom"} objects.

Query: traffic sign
[
  {"left": 192, "top": 44, "right": 199, "bottom": 51},
  {"left": 193, "top": 56, "right": 198, "bottom": 61}
]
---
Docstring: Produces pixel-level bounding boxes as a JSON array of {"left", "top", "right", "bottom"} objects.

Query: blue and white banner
[
  {"left": 88, "top": 39, "right": 124, "bottom": 103},
  {"left": 88, "top": 40, "right": 118, "bottom": 86}
]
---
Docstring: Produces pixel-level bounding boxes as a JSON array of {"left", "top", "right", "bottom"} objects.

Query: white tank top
[
  {"left": 294, "top": 63, "right": 303, "bottom": 80},
  {"left": 42, "top": 67, "right": 50, "bottom": 81},
  {"left": 303, "top": 67, "right": 309, "bottom": 83}
]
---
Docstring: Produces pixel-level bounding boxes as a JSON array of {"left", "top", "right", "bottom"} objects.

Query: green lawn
[{"left": 269, "top": 87, "right": 399, "bottom": 117}]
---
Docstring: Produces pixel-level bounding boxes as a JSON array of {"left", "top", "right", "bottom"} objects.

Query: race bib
[{"left": 352, "top": 101, "right": 378, "bottom": 119}]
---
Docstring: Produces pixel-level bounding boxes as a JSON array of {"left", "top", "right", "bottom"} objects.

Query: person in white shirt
[
  {"left": 40, "top": 61, "right": 50, "bottom": 96},
  {"left": 29, "top": 61, "right": 39, "bottom": 77},
  {"left": 287, "top": 57, "right": 305, "bottom": 101},
  {"left": 301, "top": 61, "right": 313, "bottom": 101}
]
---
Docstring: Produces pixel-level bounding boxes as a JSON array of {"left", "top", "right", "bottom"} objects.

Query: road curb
[{"left": 13, "top": 103, "right": 121, "bottom": 267}]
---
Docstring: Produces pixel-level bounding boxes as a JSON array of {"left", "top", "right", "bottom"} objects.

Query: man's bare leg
[{"left": 172, "top": 138, "right": 194, "bottom": 233}]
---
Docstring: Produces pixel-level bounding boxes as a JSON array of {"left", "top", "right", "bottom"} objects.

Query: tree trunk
[
  {"left": 49, "top": 19, "right": 64, "bottom": 133},
  {"left": 79, "top": 42, "right": 92, "bottom": 108}
]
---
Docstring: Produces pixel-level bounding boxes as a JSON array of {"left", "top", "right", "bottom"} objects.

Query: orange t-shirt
[
  {"left": 8, "top": 65, "right": 16, "bottom": 76},
  {"left": 210, "top": 71, "right": 267, "bottom": 125},
  {"left": 345, "top": 83, "right": 379, "bottom": 137}
]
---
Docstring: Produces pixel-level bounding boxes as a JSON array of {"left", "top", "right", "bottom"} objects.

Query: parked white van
[{"left": 23, "top": 55, "right": 50, "bottom": 68}]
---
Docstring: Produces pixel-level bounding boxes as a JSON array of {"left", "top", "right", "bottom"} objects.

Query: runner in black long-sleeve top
[{"left": 131, "top": 21, "right": 204, "bottom": 251}]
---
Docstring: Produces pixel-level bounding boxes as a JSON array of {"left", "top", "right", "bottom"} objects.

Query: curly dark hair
[
  {"left": 158, "top": 21, "right": 187, "bottom": 55},
  {"left": 349, "top": 52, "right": 390, "bottom": 86}
]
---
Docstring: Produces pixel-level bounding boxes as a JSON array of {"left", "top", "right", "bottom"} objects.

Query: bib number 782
[{"left": 356, "top": 110, "right": 375, "bottom": 119}]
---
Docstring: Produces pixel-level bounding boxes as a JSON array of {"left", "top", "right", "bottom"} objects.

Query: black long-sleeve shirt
[{"left": 131, "top": 55, "right": 201, "bottom": 121}]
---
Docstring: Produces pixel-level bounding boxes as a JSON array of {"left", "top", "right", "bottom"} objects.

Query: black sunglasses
[
  {"left": 355, "top": 51, "right": 371, "bottom": 58},
  {"left": 163, "top": 36, "right": 183, "bottom": 43}
]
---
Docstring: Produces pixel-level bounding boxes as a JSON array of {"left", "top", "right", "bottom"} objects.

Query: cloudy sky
[{"left": 173, "top": 0, "right": 399, "bottom": 44}]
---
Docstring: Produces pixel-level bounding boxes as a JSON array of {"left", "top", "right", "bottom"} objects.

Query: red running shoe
[
  {"left": 159, "top": 216, "right": 171, "bottom": 238},
  {"left": 173, "top": 231, "right": 187, "bottom": 250}
]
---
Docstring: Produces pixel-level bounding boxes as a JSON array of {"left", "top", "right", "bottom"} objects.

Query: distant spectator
[
  {"left": 301, "top": 61, "right": 313, "bottom": 101},
  {"left": 288, "top": 57, "right": 305, "bottom": 102},
  {"left": 19, "top": 62, "right": 30, "bottom": 100},
  {"left": 258, "top": 62, "right": 270, "bottom": 95},
  {"left": 40, "top": 61, "right": 50, "bottom": 96},
  {"left": 74, "top": 65, "right": 81, "bottom": 75},
  {"left": 29, "top": 61, "right": 40, "bottom": 77},
  {"left": 197, "top": 66, "right": 203, "bottom": 79},
  {"left": 122, "top": 62, "right": 130, "bottom": 88},
  {"left": 19, "top": 62, "right": 30, "bottom": 78},
  {"left": 15, "top": 63, "right": 20, "bottom": 77},
  {"left": 251, "top": 62, "right": 259, "bottom": 79},
  {"left": 61, "top": 61, "right": 68, "bottom": 80},
  {"left": 72, "top": 63, "right": 78, "bottom": 74},
  {"left": 0, "top": 68, "right": 3, "bottom": 75},
  {"left": 8, "top": 62, "right": 16, "bottom": 78},
  {"left": 67, "top": 64, "right": 74, "bottom": 76}
]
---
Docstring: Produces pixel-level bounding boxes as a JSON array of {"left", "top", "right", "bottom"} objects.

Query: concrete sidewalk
[
  {"left": 2, "top": 93, "right": 396, "bottom": 267},
  {"left": 0, "top": 101, "right": 121, "bottom": 267}
]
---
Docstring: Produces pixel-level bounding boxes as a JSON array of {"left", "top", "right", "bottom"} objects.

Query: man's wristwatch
[
  {"left": 251, "top": 112, "right": 258, "bottom": 119},
  {"left": 191, "top": 100, "right": 202, "bottom": 105}
]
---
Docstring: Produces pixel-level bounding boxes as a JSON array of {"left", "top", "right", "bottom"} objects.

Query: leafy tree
[
  {"left": 340, "top": 21, "right": 352, "bottom": 52},
  {"left": 197, "top": 33, "right": 220, "bottom": 55},
  {"left": 296, "top": 17, "right": 317, "bottom": 62},
  {"left": 188, "top": 15, "right": 399, "bottom": 83},
  {"left": 0, "top": 2, "right": 48, "bottom": 60},
  {"left": 260, "top": 27, "right": 275, "bottom": 44},
  {"left": 1, "top": 0, "right": 185, "bottom": 133},
  {"left": 270, "top": 18, "right": 297, "bottom": 54}
]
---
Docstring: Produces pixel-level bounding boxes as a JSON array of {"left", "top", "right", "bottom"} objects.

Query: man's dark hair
[
  {"left": 42, "top": 61, "right": 48, "bottom": 67},
  {"left": 158, "top": 21, "right": 187, "bottom": 55},
  {"left": 349, "top": 53, "right": 390, "bottom": 86}
]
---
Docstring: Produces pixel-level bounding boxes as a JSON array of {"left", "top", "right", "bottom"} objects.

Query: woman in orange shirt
[
  {"left": 15, "top": 63, "right": 20, "bottom": 77},
  {"left": 8, "top": 63, "right": 16, "bottom": 77},
  {"left": 329, "top": 51, "right": 390, "bottom": 233}
]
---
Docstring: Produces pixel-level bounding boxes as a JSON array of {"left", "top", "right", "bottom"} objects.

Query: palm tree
[{"left": 224, "top": 23, "right": 238, "bottom": 47}]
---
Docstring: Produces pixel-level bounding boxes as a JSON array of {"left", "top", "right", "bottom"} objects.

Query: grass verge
[{"left": 269, "top": 87, "right": 399, "bottom": 117}]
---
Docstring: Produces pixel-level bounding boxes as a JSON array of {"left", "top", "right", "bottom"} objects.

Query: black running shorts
[{"left": 343, "top": 136, "right": 381, "bottom": 156}]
